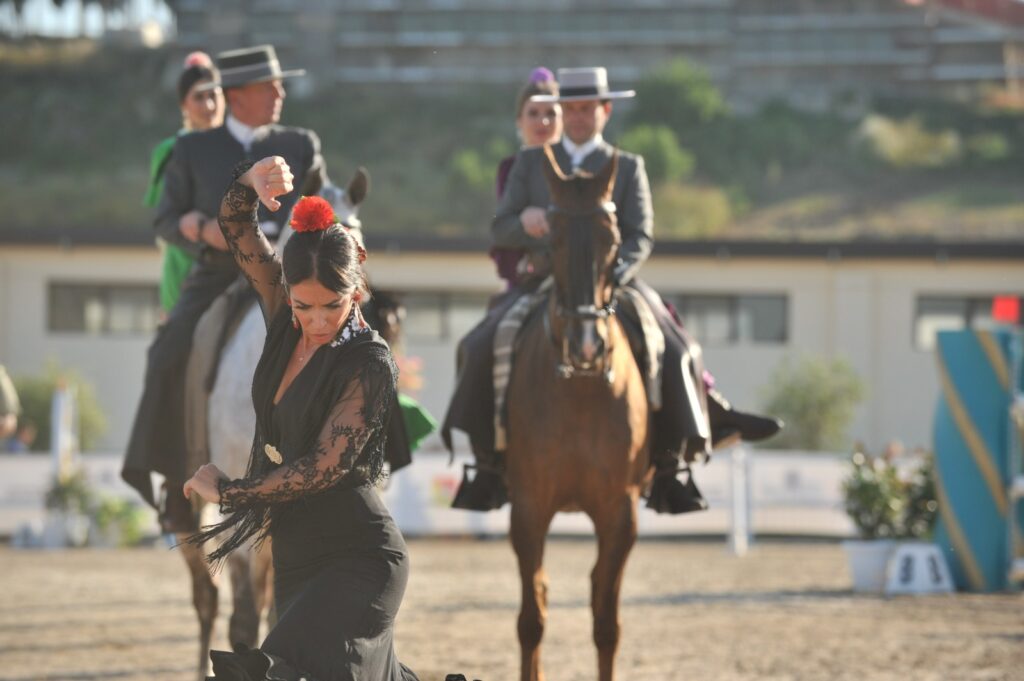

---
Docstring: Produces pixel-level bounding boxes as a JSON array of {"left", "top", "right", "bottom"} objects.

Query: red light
[{"left": 992, "top": 296, "right": 1020, "bottom": 323}]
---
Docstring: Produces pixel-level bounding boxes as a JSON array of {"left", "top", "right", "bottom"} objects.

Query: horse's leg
[
  {"left": 251, "top": 537, "right": 276, "bottom": 632},
  {"left": 176, "top": 532, "right": 218, "bottom": 681},
  {"left": 227, "top": 550, "right": 261, "bottom": 651},
  {"left": 510, "top": 500, "right": 556, "bottom": 681},
  {"left": 589, "top": 494, "right": 639, "bottom": 681}
]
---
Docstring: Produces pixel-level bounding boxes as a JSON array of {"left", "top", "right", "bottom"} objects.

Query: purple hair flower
[{"left": 529, "top": 67, "right": 555, "bottom": 84}]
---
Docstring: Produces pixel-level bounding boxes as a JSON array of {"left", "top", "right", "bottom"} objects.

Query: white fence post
[
  {"left": 50, "top": 380, "right": 79, "bottom": 483},
  {"left": 729, "top": 446, "right": 753, "bottom": 556}
]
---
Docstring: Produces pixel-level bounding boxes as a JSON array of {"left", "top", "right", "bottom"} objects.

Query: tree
[
  {"left": 618, "top": 124, "right": 694, "bottom": 185},
  {"left": 628, "top": 58, "right": 727, "bottom": 146},
  {"left": 12, "top": 363, "right": 108, "bottom": 452},
  {"left": 760, "top": 356, "right": 865, "bottom": 451}
]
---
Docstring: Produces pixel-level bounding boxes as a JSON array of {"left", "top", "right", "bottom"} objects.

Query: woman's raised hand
[{"left": 240, "top": 156, "right": 294, "bottom": 211}]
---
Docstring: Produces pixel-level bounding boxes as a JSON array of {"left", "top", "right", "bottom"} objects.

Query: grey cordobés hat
[
  {"left": 530, "top": 67, "right": 635, "bottom": 103},
  {"left": 204, "top": 44, "right": 306, "bottom": 90}
]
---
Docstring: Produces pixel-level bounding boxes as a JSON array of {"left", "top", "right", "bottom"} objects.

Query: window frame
[
  {"left": 47, "top": 281, "right": 161, "bottom": 336},
  {"left": 666, "top": 292, "right": 789, "bottom": 347}
]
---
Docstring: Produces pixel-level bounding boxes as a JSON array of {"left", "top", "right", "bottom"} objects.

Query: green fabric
[
  {"left": 160, "top": 244, "right": 195, "bottom": 312},
  {"left": 145, "top": 134, "right": 196, "bottom": 312},
  {"left": 144, "top": 136, "right": 177, "bottom": 208},
  {"left": 398, "top": 393, "right": 437, "bottom": 453}
]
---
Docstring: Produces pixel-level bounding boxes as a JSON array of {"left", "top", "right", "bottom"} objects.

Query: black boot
[
  {"left": 209, "top": 648, "right": 269, "bottom": 681},
  {"left": 451, "top": 464, "right": 508, "bottom": 511},
  {"left": 158, "top": 479, "right": 199, "bottom": 533},
  {"left": 646, "top": 465, "right": 708, "bottom": 515},
  {"left": 706, "top": 388, "right": 782, "bottom": 446}
]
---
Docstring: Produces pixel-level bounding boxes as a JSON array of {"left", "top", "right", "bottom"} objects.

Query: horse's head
[
  {"left": 322, "top": 166, "right": 370, "bottom": 231},
  {"left": 363, "top": 289, "right": 406, "bottom": 347},
  {"left": 541, "top": 144, "right": 621, "bottom": 381}
]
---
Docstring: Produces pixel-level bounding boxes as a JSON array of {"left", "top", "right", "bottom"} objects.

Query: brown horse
[{"left": 505, "top": 146, "right": 651, "bottom": 681}]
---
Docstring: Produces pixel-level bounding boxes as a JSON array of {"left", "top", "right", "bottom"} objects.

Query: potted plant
[
  {"left": 90, "top": 496, "right": 147, "bottom": 548},
  {"left": 841, "top": 445, "right": 938, "bottom": 593},
  {"left": 42, "top": 470, "right": 95, "bottom": 548},
  {"left": 42, "top": 470, "right": 146, "bottom": 548}
]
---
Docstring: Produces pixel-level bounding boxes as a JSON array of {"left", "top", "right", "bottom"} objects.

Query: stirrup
[
  {"left": 451, "top": 463, "right": 508, "bottom": 511},
  {"left": 645, "top": 466, "right": 708, "bottom": 515}
]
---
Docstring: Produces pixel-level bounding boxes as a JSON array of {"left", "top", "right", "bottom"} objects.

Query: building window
[
  {"left": 667, "top": 294, "right": 788, "bottom": 346},
  {"left": 913, "top": 295, "right": 1012, "bottom": 351},
  {"left": 400, "top": 291, "right": 489, "bottom": 342},
  {"left": 48, "top": 282, "right": 160, "bottom": 335}
]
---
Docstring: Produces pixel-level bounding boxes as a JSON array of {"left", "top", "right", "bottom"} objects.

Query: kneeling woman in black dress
[{"left": 184, "top": 156, "right": 418, "bottom": 681}]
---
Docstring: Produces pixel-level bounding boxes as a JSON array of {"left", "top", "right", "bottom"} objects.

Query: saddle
[
  {"left": 184, "top": 277, "right": 258, "bottom": 478},
  {"left": 490, "top": 280, "right": 665, "bottom": 453}
]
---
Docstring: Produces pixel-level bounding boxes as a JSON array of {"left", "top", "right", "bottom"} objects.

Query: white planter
[
  {"left": 842, "top": 539, "right": 897, "bottom": 594},
  {"left": 40, "top": 511, "right": 91, "bottom": 549}
]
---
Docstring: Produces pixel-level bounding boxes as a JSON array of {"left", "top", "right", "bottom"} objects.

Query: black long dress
[{"left": 197, "top": 173, "right": 418, "bottom": 681}]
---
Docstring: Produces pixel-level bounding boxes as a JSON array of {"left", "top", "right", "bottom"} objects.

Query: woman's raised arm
[{"left": 217, "top": 156, "right": 295, "bottom": 323}]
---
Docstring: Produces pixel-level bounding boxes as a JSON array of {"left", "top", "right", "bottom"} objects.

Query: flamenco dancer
[{"left": 182, "top": 156, "right": 419, "bottom": 681}]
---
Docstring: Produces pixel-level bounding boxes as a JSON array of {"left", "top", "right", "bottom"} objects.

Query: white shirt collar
[
  {"left": 562, "top": 133, "right": 604, "bottom": 169},
  {"left": 225, "top": 115, "right": 261, "bottom": 151}
]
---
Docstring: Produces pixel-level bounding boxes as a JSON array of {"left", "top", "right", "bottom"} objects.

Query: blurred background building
[
  {"left": 2, "top": 233, "right": 1022, "bottom": 453},
  {"left": 166, "top": 0, "right": 1024, "bottom": 107}
]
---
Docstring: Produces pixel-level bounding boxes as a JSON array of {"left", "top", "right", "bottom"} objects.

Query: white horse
[{"left": 179, "top": 169, "right": 370, "bottom": 681}]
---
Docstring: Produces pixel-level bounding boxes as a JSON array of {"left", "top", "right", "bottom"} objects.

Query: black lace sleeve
[
  {"left": 218, "top": 162, "right": 287, "bottom": 323},
  {"left": 217, "top": 359, "right": 394, "bottom": 508}
]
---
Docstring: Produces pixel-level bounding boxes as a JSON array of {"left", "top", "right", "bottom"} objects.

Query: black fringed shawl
[{"left": 187, "top": 305, "right": 397, "bottom": 564}]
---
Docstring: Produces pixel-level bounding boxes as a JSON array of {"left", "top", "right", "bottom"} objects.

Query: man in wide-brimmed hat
[
  {"left": 124, "top": 44, "right": 329, "bottom": 533},
  {"left": 444, "top": 67, "right": 781, "bottom": 513}
]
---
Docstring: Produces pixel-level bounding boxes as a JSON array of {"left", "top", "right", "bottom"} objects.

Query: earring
[{"left": 291, "top": 311, "right": 299, "bottom": 329}]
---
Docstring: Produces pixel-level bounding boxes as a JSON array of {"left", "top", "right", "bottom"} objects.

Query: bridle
[{"left": 544, "top": 201, "right": 619, "bottom": 383}]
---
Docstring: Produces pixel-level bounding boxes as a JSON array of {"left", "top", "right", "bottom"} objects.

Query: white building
[{"left": 1, "top": 231, "right": 1021, "bottom": 453}]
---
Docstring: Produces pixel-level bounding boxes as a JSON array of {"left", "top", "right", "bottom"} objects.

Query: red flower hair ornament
[
  {"left": 289, "top": 196, "right": 368, "bottom": 264},
  {"left": 290, "top": 196, "right": 339, "bottom": 233}
]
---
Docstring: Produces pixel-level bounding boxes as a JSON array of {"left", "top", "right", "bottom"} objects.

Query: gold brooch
[{"left": 264, "top": 443, "right": 283, "bottom": 464}]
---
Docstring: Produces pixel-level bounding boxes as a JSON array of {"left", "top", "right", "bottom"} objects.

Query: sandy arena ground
[{"left": 0, "top": 538, "right": 1021, "bottom": 681}]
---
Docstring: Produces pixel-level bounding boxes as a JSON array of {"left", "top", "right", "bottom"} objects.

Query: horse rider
[
  {"left": 443, "top": 67, "right": 781, "bottom": 513},
  {"left": 122, "top": 45, "right": 329, "bottom": 534}
]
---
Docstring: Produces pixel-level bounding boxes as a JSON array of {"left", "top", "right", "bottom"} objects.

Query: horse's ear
[
  {"left": 541, "top": 144, "right": 566, "bottom": 188},
  {"left": 595, "top": 152, "right": 618, "bottom": 201},
  {"left": 347, "top": 167, "right": 371, "bottom": 207}
]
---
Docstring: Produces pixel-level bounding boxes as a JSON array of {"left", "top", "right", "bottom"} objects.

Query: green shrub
[
  {"left": 12, "top": 363, "right": 107, "bottom": 452},
  {"left": 45, "top": 470, "right": 147, "bottom": 547},
  {"left": 44, "top": 470, "right": 95, "bottom": 515},
  {"left": 843, "top": 447, "right": 938, "bottom": 540},
  {"left": 92, "top": 496, "right": 147, "bottom": 547},
  {"left": 619, "top": 125, "right": 694, "bottom": 184},
  {"left": 854, "top": 114, "right": 962, "bottom": 168},
  {"left": 652, "top": 182, "right": 733, "bottom": 238},
  {"left": 448, "top": 136, "right": 513, "bottom": 195},
  {"left": 760, "top": 356, "right": 865, "bottom": 451},
  {"left": 965, "top": 132, "right": 1011, "bottom": 163}
]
